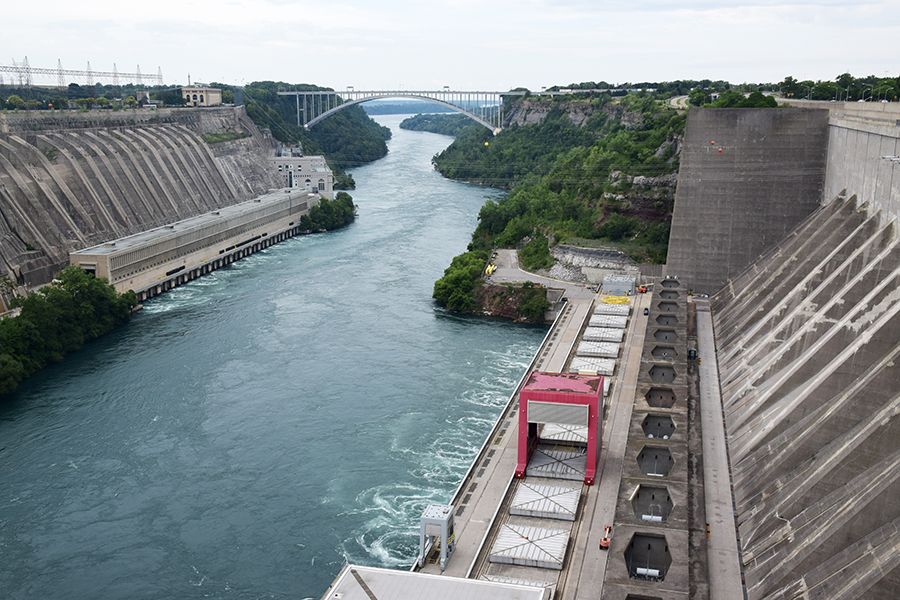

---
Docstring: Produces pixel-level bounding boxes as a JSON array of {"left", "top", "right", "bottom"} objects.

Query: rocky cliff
[
  {"left": 503, "top": 96, "right": 648, "bottom": 129},
  {"left": 0, "top": 106, "right": 279, "bottom": 286}
]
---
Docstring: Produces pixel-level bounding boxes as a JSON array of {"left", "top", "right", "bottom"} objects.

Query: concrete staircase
[{"left": 711, "top": 194, "right": 900, "bottom": 599}]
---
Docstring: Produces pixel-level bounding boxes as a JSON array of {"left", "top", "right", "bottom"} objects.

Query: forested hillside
[
  {"left": 399, "top": 113, "right": 474, "bottom": 136},
  {"left": 432, "top": 92, "right": 684, "bottom": 316},
  {"left": 437, "top": 93, "right": 684, "bottom": 262}
]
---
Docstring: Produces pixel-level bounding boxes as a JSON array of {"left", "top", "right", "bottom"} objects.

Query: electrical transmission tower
[{"left": 0, "top": 58, "right": 164, "bottom": 87}]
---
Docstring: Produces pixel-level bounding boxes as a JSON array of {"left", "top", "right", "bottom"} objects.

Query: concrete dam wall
[
  {"left": 666, "top": 108, "right": 830, "bottom": 294},
  {"left": 710, "top": 193, "right": 899, "bottom": 599},
  {"left": 823, "top": 104, "right": 900, "bottom": 223},
  {"left": 666, "top": 103, "right": 900, "bottom": 597},
  {"left": 0, "top": 107, "right": 280, "bottom": 286}
]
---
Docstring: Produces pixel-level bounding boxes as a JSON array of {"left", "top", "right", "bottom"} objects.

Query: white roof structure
[
  {"left": 489, "top": 524, "right": 570, "bottom": 570},
  {"left": 569, "top": 356, "right": 616, "bottom": 376},
  {"left": 322, "top": 565, "right": 550, "bottom": 600},
  {"left": 582, "top": 327, "right": 625, "bottom": 342},
  {"left": 577, "top": 341, "right": 620, "bottom": 358},
  {"left": 525, "top": 445, "right": 587, "bottom": 481},
  {"left": 510, "top": 481, "right": 581, "bottom": 521},
  {"left": 589, "top": 314, "right": 628, "bottom": 329},
  {"left": 481, "top": 575, "right": 557, "bottom": 598},
  {"left": 593, "top": 303, "right": 631, "bottom": 316}
]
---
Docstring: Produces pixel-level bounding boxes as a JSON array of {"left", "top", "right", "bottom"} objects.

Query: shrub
[{"left": 519, "top": 235, "right": 555, "bottom": 271}]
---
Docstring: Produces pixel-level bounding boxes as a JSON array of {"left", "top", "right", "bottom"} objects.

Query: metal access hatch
[
  {"left": 540, "top": 423, "right": 588, "bottom": 445},
  {"left": 582, "top": 327, "right": 625, "bottom": 342},
  {"left": 577, "top": 340, "right": 620, "bottom": 358},
  {"left": 526, "top": 445, "right": 588, "bottom": 481},
  {"left": 489, "top": 523, "right": 570, "bottom": 570},
  {"left": 590, "top": 314, "right": 628, "bottom": 329},
  {"left": 593, "top": 303, "right": 631, "bottom": 316},
  {"left": 510, "top": 481, "right": 581, "bottom": 521},
  {"left": 569, "top": 356, "right": 616, "bottom": 376}
]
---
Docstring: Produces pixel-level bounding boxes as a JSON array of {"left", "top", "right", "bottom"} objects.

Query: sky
[{"left": 3, "top": 0, "right": 898, "bottom": 90}]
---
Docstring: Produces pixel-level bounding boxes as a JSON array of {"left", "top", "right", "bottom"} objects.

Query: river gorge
[{"left": 0, "top": 115, "right": 546, "bottom": 599}]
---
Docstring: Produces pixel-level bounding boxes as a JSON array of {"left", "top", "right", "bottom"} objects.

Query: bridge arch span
[
  {"left": 277, "top": 89, "right": 507, "bottom": 133},
  {"left": 306, "top": 94, "right": 499, "bottom": 132}
]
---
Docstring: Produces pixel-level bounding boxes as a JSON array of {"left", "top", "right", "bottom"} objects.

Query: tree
[
  {"left": 124, "top": 95, "right": 137, "bottom": 108},
  {"left": 5, "top": 95, "right": 26, "bottom": 110},
  {"left": 780, "top": 76, "right": 801, "bottom": 98},
  {"left": 0, "top": 266, "right": 136, "bottom": 396},
  {"left": 688, "top": 88, "right": 711, "bottom": 106}
]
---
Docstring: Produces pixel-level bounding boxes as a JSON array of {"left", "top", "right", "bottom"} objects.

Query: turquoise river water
[{"left": 0, "top": 115, "right": 546, "bottom": 599}]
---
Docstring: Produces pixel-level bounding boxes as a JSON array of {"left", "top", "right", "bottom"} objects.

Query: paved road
[
  {"left": 489, "top": 249, "right": 595, "bottom": 299},
  {"left": 669, "top": 95, "right": 690, "bottom": 110},
  {"left": 695, "top": 299, "right": 745, "bottom": 600}
]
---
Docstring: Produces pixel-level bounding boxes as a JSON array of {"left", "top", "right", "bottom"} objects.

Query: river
[{"left": 0, "top": 115, "right": 546, "bottom": 599}]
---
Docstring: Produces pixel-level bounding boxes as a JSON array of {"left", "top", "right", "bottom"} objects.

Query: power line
[{"left": 0, "top": 58, "right": 164, "bottom": 87}]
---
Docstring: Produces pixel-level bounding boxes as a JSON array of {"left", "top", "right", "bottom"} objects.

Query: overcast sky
[{"left": 3, "top": 0, "right": 898, "bottom": 90}]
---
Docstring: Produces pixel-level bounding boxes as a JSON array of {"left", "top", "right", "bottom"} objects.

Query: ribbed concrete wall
[
  {"left": 667, "top": 108, "right": 829, "bottom": 294},
  {"left": 0, "top": 107, "right": 279, "bottom": 285},
  {"left": 711, "top": 194, "right": 900, "bottom": 599}
]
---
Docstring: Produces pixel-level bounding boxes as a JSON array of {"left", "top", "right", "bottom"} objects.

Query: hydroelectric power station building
[{"left": 69, "top": 188, "right": 320, "bottom": 301}]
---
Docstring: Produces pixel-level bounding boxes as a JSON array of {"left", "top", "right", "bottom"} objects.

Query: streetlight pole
[{"left": 861, "top": 84, "right": 873, "bottom": 102}]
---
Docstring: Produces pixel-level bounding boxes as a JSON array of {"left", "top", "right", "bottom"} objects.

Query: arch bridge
[{"left": 276, "top": 89, "right": 517, "bottom": 132}]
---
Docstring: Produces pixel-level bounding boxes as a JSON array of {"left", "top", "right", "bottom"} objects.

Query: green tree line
[
  {"left": 399, "top": 113, "right": 474, "bottom": 136},
  {"left": 299, "top": 192, "right": 356, "bottom": 231},
  {"left": 0, "top": 267, "right": 137, "bottom": 396}
]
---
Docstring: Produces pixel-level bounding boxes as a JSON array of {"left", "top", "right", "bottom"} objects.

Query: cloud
[{"left": 1, "top": 0, "right": 897, "bottom": 89}]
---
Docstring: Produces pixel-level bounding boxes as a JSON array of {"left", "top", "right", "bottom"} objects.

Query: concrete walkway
[
  {"left": 695, "top": 299, "right": 745, "bottom": 600},
  {"left": 488, "top": 249, "right": 595, "bottom": 300}
]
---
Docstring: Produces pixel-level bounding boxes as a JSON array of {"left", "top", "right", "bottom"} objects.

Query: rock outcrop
[
  {"left": 503, "top": 97, "right": 645, "bottom": 130},
  {"left": 0, "top": 107, "right": 279, "bottom": 286}
]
